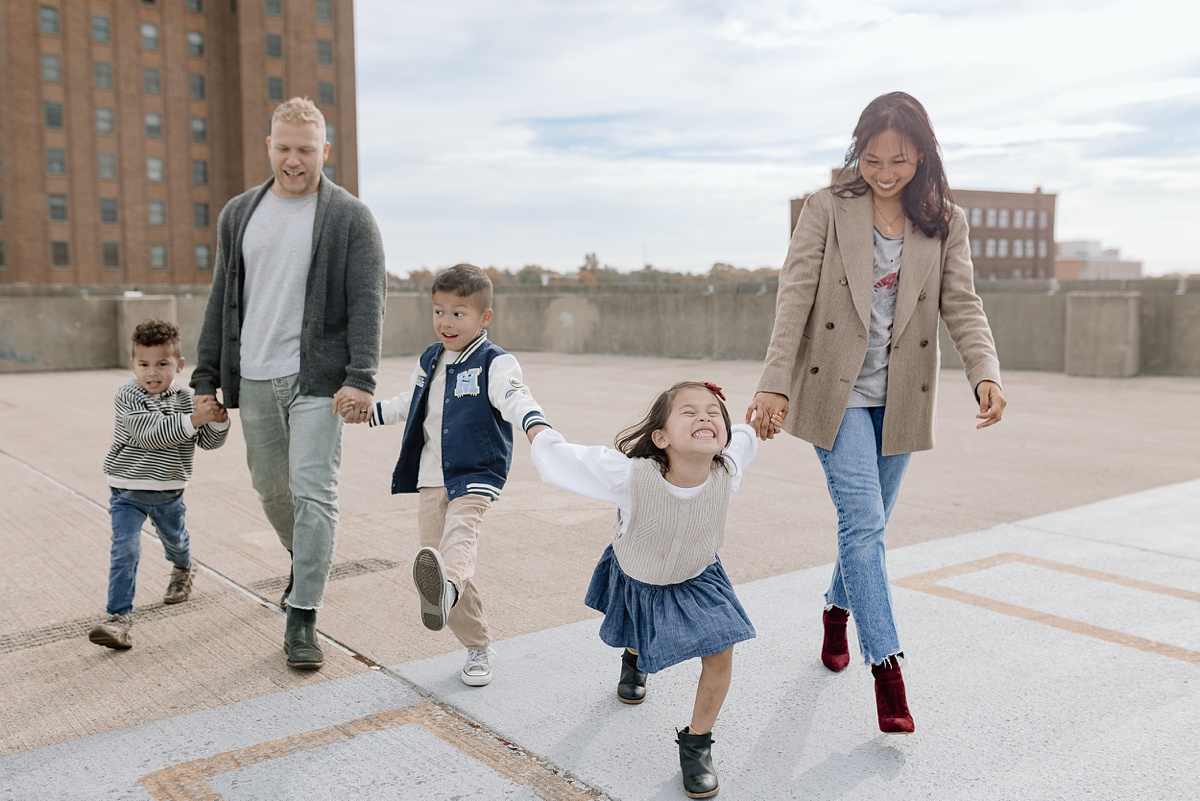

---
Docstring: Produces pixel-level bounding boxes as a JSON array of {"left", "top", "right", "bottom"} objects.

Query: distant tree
[
  {"left": 484, "top": 265, "right": 509, "bottom": 286},
  {"left": 407, "top": 268, "right": 435, "bottom": 288},
  {"left": 517, "top": 264, "right": 559, "bottom": 285}
]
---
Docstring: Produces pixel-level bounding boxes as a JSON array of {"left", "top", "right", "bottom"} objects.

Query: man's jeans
[
  {"left": 814, "top": 406, "right": 911, "bottom": 666},
  {"left": 239, "top": 375, "right": 343, "bottom": 610},
  {"left": 106, "top": 488, "right": 190, "bottom": 616}
]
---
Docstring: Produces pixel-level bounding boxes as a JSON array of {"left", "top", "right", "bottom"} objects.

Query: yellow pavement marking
[
  {"left": 894, "top": 552, "right": 1200, "bottom": 664},
  {"left": 140, "top": 700, "right": 604, "bottom": 800}
]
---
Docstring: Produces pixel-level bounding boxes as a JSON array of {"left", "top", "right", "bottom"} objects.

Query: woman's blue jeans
[
  {"left": 813, "top": 406, "right": 910, "bottom": 666},
  {"left": 106, "top": 488, "right": 190, "bottom": 616}
]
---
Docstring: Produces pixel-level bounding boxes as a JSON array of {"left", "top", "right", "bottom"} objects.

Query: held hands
[
  {"left": 975, "top": 381, "right": 1006, "bottom": 429},
  {"left": 745, "top": 392, "right": 788, "bottom": 441},
  {"left": 191, "top": 395, "right": 227, "bottom": 428},
  {"left": 334, "top": 386, "right": 375, "bottom": 424}
]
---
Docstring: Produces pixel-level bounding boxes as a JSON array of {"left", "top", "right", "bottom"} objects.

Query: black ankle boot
[
  {"left": 284, "top": 606, "right": 323, "bottom": 670},
  {"left": 617, "top": 648, "right": 647, "bottom": 704},
  {"left": 675, "top": 726, "right": 719, "bottom": 798}
]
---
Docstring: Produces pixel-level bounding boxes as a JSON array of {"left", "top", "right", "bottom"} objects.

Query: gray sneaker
[
  {"left": 462, "top": 647, "right": 494, "bottom": 686},
  {"left": 412, "top": 548, "right": 453, "bottom": 631},
  {"left": 164, "top": 564, "right": 194, "bottom": 604},
  {"left": 88, "top": 614, "right": 133, "bottom": 650}
]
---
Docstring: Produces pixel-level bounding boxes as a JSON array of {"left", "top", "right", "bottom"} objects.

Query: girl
[
  {"left": 746, "top": 92, "right": 1006, "bottom": 734},
  {"left": 530, "top": 380, "right": 774, "bottom": 799}
]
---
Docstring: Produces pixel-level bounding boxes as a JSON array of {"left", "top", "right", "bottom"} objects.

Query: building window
[
  {"left": 46, "top": 148, "right": 67, "bottom": 175},
  {"left": 149, "top": 244, "right": 167, "bottom": 269},
  {"left": 96, "top": 108, "right": 115, "bottom": 134},
  {"left": 189, "top": 74, "right": 206, "bottom": 99},
  {"left": 985, "top": 239, "right": 996, "bottom": 258},
  {"left": 187, "top": 0, "right": 203, "bottom": 12},
  {"left": 51, "top": 241, "right": 71, "bottom": 267},
  {"left": 195, "top": 244, "right": 212, "bottom": 270},
  {"left": 191, "top": 117, "right": 207, "bottom": 143},
  {"left": 142, "top": 23, "right": 159, "bottom": 50},
  {"left": 1039, "top": 210, "right": 1049, "bottom": 230},
  {"left": 148, "top": 200, "right": 166, "bottom": 226},
  {"left": 1013, "top": 209, "right": 1024, "bottom": 229},
  {"left": 187, "top": 31, "right": 205, "bottom": 57},
  {"left": 266, "top": 33, "right": 283, "bottom": 58},
  {"left": 316, "top": 0, "right": 333, "bottom": 24},
  {"left": 985, "top": 208, "right": 996, "bottom": 228},
  {"left": 326, "top": 123, "right": 335, "bottom": 147},
  {"left": 318, "top": 39, "right": 334, "bottom": 65},
  {"left": 42, "top": 53, "right": 62, "bottom": 82},
  {"left": 266, "top": 0, "right": 282, "bottom": 14},
  {"left": 1038, "top": 240, "right": 1048, "bottom": 258},
  {"left": 1013, "top": 239, "right": 1023, "bottom": 258},
  {"left": 102, "top": 243, "right": 121, "bottom": 268},
  {"left": 44, "top": 101, "right": 64, "bottom": 128},
  {"left": 100, "top": 198, "right": 119, "bottom": 223},
  {"left": 147, "top": 156, "right": 164, "bottom": 182},
  {"left": 98, "top": 152, "right": 117, "bottom": 180},
  {"left": 193, "top": 160, "right": 208, "bottom": 185},
  {"left": 145, "top": 112, "right": 163, "bottom": 138},
  {"left": 93, "top": 14, "right": 111, "bottom": 43},
  {"left": 322, "top": 165, "right": 336, "bottom": 182},
  {"left": 971, "top": 238, "right": 981, "bottom": 258},
  {"left": 40, "top": 6, "right": 60, "bottom": 35},
  {"left": 194, "top": 202, "right": 210, "bottom": 227},
  {"left": 49, "top": 195, "right": 68, "bottom": 221},
  {"left": 997, "top": 238, "right": 1008, "bottom": 258},
  {"left": 998, "top": 209, "right": 1009, "bottom": 228},
  {"left": 267, "top": 76, "right": 284, "bottom": 101},
  {"left": 319, "top": 82, "right": 334, "bottom": 106},
  {"left": 94, "top": 61, "right": 113, "bottom": 89},
  {"left": 971, "top": 207, "right": 982, "bottom": 228},
  {"left": 144, "top": 68, "right": 161, "bottom": 95},
  {"left": 0, "top": 242, "right": 6, "bottom": 268},
  {"left": 1026, "top": 239, "right": 1034, "bottom": 259}
]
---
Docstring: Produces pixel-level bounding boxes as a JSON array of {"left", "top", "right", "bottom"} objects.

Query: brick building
[
  {"left": 0, "top": 0, "right": 358, "bottom": 286},
  {"left": 791, "top": 179, "right": 1058, "bottom": 281}
]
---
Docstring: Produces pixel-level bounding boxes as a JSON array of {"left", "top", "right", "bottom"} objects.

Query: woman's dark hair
[
  {"left": 832, "top": 92, "right": 954, "bottom": 240},
  {"left": 615, "top": 381, "right": 732, "bottom": 476}
]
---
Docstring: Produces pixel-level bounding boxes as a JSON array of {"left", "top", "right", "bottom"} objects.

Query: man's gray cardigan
[{"left": 191, "top": 177, "right": 386, "bottom": 408}]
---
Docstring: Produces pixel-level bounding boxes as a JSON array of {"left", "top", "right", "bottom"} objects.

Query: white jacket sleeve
[
  {"left": 529, "top": 429, "right": 630, "bottom": 508},
  {"left": 487, "top": 354, "right": 549, "bottom": 434},
  {"left": 722, "top": 423, "right": 759, "bottom": 493},
  {"left": 368, "top": 364, "right": 421, "bottom": 427}
]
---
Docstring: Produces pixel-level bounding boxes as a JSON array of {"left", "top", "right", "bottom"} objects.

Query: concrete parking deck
[{"left": 2, "top": 354, "right": 1198, "bottom": 800}]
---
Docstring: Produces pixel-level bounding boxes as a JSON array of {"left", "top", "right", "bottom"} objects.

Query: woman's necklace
[{"left": 874, "top": 204, "right": 904, "bottom": 236}]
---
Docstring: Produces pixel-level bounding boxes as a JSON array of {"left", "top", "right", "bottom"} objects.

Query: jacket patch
[
  {"left": 454, "top": 367, "right": 482, "bottom": 397},
  {"left": 416, "top": 368, "right": 427, "bottom": 388}
]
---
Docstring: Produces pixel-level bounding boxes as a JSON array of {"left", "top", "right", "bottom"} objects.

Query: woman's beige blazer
[{"left": 756, "top": 188, "right": 1001, "bottom": 455}]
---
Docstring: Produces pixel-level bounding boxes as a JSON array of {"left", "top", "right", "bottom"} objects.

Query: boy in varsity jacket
[
  {"left": 355, "top": 264, "right": 548, "bottom": 687},
  {"left": 89, "top": 319, "right": 230, "bottom": 651}
]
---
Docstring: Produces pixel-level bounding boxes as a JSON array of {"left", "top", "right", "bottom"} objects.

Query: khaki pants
[{"left": 418, "top": 488, "right": 492, "bottom": 650}]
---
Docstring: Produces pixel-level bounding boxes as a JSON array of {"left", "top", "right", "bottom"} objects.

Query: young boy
[
  {"left": 353, "top": 264, "right": 549, "bottom": 686},
  {"left": 89, "top": 319, "right": 230, "bottom": 650}
]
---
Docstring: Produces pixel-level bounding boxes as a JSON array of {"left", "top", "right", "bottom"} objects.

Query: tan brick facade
[{"left": 0, "top": 0, "right": 358, "bottom": 285}]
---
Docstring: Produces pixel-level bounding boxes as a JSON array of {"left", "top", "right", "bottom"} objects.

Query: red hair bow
[{"left": 703, "top": 381, "right": 726, "bottom": 401}]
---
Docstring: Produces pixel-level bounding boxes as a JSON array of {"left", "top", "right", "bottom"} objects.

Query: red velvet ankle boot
[
  {"left": 820, "top": 606, "right": 850, "bottom": 672},
  {"left": 871, "top": 655, "right": 914, "bottom": 734}
]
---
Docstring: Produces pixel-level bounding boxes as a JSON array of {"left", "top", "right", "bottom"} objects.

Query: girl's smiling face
[{"left": 651, "top": 386, "right": 729, "bottom": 458}]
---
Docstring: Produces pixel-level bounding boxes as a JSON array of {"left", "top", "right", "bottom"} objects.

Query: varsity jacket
[
  {"left": 104, "top": 380, "right": 230, "bottom": 490},
  {"left": 372, "top": 332, "right": 548, "bottom": 501}
]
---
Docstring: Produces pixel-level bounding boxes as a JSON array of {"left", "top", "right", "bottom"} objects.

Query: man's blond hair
[{"left": 271, "top": 97, "right": 326, "bottom": 136}]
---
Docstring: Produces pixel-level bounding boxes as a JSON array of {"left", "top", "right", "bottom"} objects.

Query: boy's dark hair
[
  {"left": 131, "top": 319, "right": 181, "bottom": 358},
  {"left": 615, "top": 381, "right": 732, "bottom": 476},
  {"left": 431, "top": 263, "right": 493, "bottom": 311},
  {"left": 832, "top": 91, "right": 954, "bottom": 241}
]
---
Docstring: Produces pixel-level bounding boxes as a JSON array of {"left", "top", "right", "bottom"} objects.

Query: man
[{"left": 192, "top": 97, "right": 386, "bottom": 670}]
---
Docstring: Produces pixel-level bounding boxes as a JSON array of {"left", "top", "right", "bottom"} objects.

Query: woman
[{"left": 746, "top": 92, "right": 1006, "bottom": 734}]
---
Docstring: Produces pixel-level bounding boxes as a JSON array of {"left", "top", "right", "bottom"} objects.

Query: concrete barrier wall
[{"left": 3, "top": 281, "right": 1198, "bottom": 376}]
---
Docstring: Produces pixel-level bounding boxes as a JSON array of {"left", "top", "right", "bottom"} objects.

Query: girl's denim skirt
[{"left": 584, "top": 544, "right": 756, "bottom": 674}]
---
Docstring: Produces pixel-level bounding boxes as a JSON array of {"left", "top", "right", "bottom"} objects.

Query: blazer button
[
  {"left": 825, "top": 322, "right": 835, "bottom": 329},
  {"left": 838, "top": 277, "right": 848, "bottom": 285},
  {"left": 229, "top": 301, "right": 238, "bottom": 309},
  {"left": 920, "top": 339, "right": 929, "bottom": 347},
  {"left": 810, "top": 367, "right": 819, "bottom": 374},
  {"left": 918, "top": 291, "right": 927, "bottom": 301},
  {"left": 921, "top": 383, "right": 929, "bottom": 392}
]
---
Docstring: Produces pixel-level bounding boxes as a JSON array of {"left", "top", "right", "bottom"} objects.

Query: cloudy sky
[{"left": 353, "top": 0, "right": 1198, "bottom": 277}]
